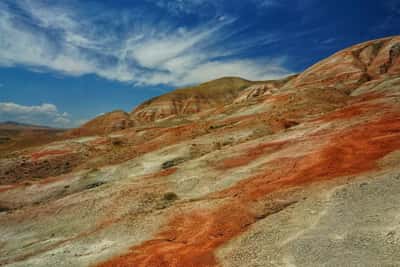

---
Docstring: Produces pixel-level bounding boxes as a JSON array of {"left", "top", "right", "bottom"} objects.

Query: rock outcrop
[
  {"left": 233, "top": 75, "right": 297, "bottom": 103},
  {"left": 288, "top": 36, "right": 400, "bottom": 92}
]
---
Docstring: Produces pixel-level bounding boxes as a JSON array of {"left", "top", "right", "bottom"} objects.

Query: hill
[
  {"left": 0, "top": 36, "right": 400, "bottom": 267},
  {"left": 0, "top": 121, "right": 65, "bottom": 154},
  {"left": 131, "top": 77, "right": 262, "bottom": 122},
  {"left": 0, "top": 121, "right": 53, "bottom": 130},
  {"left": 66, "top": 111, "right": 134, "bottom": 137}
]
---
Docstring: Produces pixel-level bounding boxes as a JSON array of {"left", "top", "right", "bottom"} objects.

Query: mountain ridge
[{"left": 73, "top": 36, "right": 400, "bottom": 137}]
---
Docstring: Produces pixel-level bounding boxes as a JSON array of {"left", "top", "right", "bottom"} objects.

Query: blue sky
[{"left": 0, "top": 0, "right": 399, "bottom": 128}]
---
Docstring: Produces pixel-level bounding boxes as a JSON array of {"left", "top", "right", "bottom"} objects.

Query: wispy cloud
[
  {"left": 255, "top": 0, "right": 281, "bottom": 8},
  {"left": 0, "top": 102, "right": 73, "bottom": 127},
  {"left": 151, "top": 0, "right": 282, "bottom": 14},
  {"left": 320, "top": 38, "right": 337, "bottom": 45},
  {"left": 0, "top": 0, "right": 291, "bottom": 87},
  {"left": 371, "top": 0, "right": 400, "bottom": 34}
]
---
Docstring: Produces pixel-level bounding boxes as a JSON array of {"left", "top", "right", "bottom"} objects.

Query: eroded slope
[{"left": 0, "top": 36, "right": 400, "bottom": 267}]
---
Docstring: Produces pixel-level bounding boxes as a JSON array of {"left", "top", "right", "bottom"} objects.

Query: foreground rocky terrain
[{"left": 1, "top": 36, "right": 400, "bottom": 266}]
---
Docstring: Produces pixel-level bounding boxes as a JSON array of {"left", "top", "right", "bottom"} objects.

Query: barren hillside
[{"left": 1, "top": 36, "right": 400, "bottom": 267}]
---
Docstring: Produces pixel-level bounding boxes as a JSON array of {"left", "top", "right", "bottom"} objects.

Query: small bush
[
  {"left": 112, "top": 139, "right": 124, "bottom": 146},
  {"left": 86, "top": 181, "right": 106, "bottom": 190},
  {"left": 162, "top": 158, "right": 186, "bottom": 169},
  {"left": 163, "top": 192, "right": 178, "bottom": 201},
  {"left": 0, "top": 206, "right": 10, "bottom": 213}
]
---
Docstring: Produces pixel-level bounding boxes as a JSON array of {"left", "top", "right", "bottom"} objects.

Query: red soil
[
  {"left": 217, "top": 141, "right": 288, "bottom": 170},
  {"left": 31, "top": 149, "right": 71, "bottom": 161},
  {"left": 143, "top": 168, "right": 178, "bottom": 179},
  {"left": 266, "top": 93, "right": 290, "bottom": 102},
  {"left": 89, "top": 138, "right": 110, "bottom": 146},
  {"left": 97, "top": 204, "right": 254, "bottom": 267},
  {"left": 0, "top": 184, "right": 19, "bottom": 193},
  {"left": 218, "top": 112, "right": 400, "bottom": 201},
  {"left": 0, "top": 174, "right": 70, "bottom": 193},
  {"left": 317, "top": 102, "right": 386, "bottom": 122},
  {"left": 315, "top": 93, "right": 386, "bottom": 123},
  {"left": 98, "top": 111, "right": 400, "bottom": 267}
]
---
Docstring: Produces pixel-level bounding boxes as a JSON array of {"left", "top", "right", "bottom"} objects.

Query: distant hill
[
  {"left": 0, "top": 121, "right": 65, "bottom": 154},
  {"left": 0, "top": 121, "right": 55, "bottom": 130}
]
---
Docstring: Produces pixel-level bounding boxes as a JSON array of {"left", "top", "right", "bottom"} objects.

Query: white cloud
[
  {"left": 151, "top": 0, "right": 219, "bottom": 15},
  {"left": 53, "top": 116, "right": 71, "bottom": 125},
  {"left": 0, "top": 0, "right": 291, "bottom": 87},
  {"left": 0, "top": 103, "right": 57, "bottom": 114},
  {"left": 0, "top": 102, "right": 73, "bottom": 128},
  {"left": 151, "top": 0, "right": 280, "bottom": 15},
  {"left": 128, "top": 26, "right": 218, "bottom": 69},
  {"left": 0, "top": 4, "right": 96, "bottom": 76},
  {"left": 320, "top": 38, "right": 336, "bottom": 45}
]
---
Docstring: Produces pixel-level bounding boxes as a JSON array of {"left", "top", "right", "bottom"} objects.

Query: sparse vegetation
[
  {"left": 85, "top": 181, "right": 106, "bottom": 190},
  {"left": 0, "top": 206, "right": 10, "bottom": 213},
  {"left": 111, "top": 138, "right": 124, "bottom": 146},
  {"left": 163, "top": 192, "right": 178, "bottom": 201},
  {"left": 162, "top": 158, "right": 186, "bottom": 169}
]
